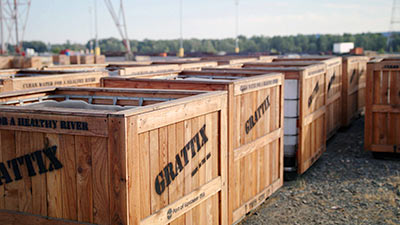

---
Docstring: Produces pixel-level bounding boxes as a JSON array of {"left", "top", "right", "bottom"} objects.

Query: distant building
[{"left": 333, "top": 42, "right": 354, "bottom": 54}]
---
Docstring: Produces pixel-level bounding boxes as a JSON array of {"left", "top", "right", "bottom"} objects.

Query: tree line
[{"left": 18, "top": 32, "right": 400, "bottom": 55}]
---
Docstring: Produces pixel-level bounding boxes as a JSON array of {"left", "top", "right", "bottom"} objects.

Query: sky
[{"left": 21, "top": 0, "right": 393, "bottom": 44}]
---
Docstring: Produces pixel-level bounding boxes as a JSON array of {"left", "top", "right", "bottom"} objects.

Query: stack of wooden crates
[{"left": 0, "top": 54, "right": 374, "bottom": 225}]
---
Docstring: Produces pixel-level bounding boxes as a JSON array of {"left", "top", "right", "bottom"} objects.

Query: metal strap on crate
[{"left": 0, "top": 94, "right": 175, "bottom": 106}]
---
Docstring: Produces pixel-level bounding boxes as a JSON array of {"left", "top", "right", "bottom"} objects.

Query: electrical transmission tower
[
  {"left": 104, "top": 0, "right": 133, "bottom": 60},
  {"left": 0, "top": 0, "right": 31, "bottom": 54},
  {"left": 388, "top": 0, "right": 400, "bottom": 50}
]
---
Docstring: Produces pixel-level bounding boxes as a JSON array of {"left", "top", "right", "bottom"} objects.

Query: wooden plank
[
  {"left": 45, "top": 133, "right": 62, "bottom": 219},
  {"left": 140, "top": 177, "right": 222, "bottom": 225},
  {"left": 303, "top": 106, "right": 326, "bottom": 126},
  {"left": 196, "top": 116, "right": 206, "bottom": 225},
  {"left": 108, "top": 116, "right": 128, "bottom": 225},
  {"left": 158, "top": 126, "right": 169, "bottom": 210},
  {"left": 167, "top": 123, "right": 185, "bottom": 225},
  {"left": 183, "top": 120, "right": 193, "bottom": 225},
  {"left": 190, "top": 117, "right": 200, "bottom": 224},
  {"left": 213, "top": 111, "right": 224, "bottom": 225},
  {"left": 149, "top": 129, "right": 160, "bottom": 214},
  {"left": 139, "top": 132, "right": 150, "bottom": 220},
  {"left": 15, "top": 131, "right": 33, "bottom": 213},
  {"left": 204, "top": 113, "right": 214, "bottom": 225},
  {"left": 126, "top": 116, "right": 141, "bottom": 225},
  {"left": 370, "top": 144, "right": 400, "bottom": 153},
  {"left": 59, "top": 135, "right": 77, "bottom": 221},
  {"left": 234, "top": 128, "right": 282, "bottom": 160},
  {"left": 91, "top": 137, "right": 110, "bottom": 224},
  {"left": 0, "top": 210, "right": 88, "bottom": 225},
  {"left": 136, "top": 95, "right": 223, "bottom": 133},
  {"left": 31, "top": 132, "right": 47, "bottom": 217},
  {"left": 1, "top": 130, "right": 18, "bottom": 211},
  {"left": 364, "top": 63, "right": 374, "bottom": 150},
  {"left": 232, "top": 179, "right": 281, "bottom": 223},
  {"left": 0, "top": 132, "right": 3, "bottom": 209},
  {"left": 75, "top": 136, "right": 93, "bottom": 223}
]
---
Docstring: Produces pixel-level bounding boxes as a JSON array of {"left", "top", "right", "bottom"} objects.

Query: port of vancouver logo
[{"left": 0, "top": 145, "right": 63, "bottom": 185}]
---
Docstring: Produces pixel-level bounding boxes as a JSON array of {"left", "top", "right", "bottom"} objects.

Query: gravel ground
[{"left": 241, "top": 117, "right": 400, "bottom": 225}]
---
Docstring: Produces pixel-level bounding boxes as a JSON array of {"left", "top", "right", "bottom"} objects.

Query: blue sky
[{"left": 25, "top": 0, "right": 392, "bottom": 44}]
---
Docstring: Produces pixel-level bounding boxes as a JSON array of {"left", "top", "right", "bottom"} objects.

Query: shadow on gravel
[{"left": 240, "top": 117, "right": 400, "bottom": 225}]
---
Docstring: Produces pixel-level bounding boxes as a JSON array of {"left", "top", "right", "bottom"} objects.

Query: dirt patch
[{"left": 240, "top": 117, "right": 400, "bottom": 225}]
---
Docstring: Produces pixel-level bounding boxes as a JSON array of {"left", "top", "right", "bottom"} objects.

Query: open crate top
[
  {"left": 0, "top": 87, "right": 211, "bottom": 114},
  {"left": 202, "top": 64, "right": 326, "bottom": 80},
  {"left": 102, "top": 69, "right": 284, "bottom": 95},
  {"left": 243, "top": 61, "right": 325, "bottom": 67}
]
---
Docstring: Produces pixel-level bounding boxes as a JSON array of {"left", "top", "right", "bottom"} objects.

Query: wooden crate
[
  {"left": 80, "top": 55, "right": 95, "bottom": 64},
  {"left": 0, "top": 70, "right": 108, "bottom": 93},
  {"left": 365, "top": 58, "right": 400, "bottom": 153},
  {"left": 101, "top": 70, "right": 285, "bottom": 224},
  {"left": 94, "top": 55, "right": 106, "bottom": 64},
  {"left": 12, "top": 56, "right": 42, "bottom": 69},
  {"left": 271, "top": 57, "right": 343, "bottom": 138},
  {"left": 0, "top": 56, "right": 13, "bottom": 69},
  {"left": 206, "top": 65, "right": 327, "bottom": 175},
  {"left": 70, "top": 55, "right": 81, "bottom": 65},
  {"left": 52, "top": 55, "right": 70, "bottom": 65},
  {"left": 342, "top": 56, "right": 369, "bottom": 126},
  {"left": 0, "top": 87, "right": 228, "bottom": 225}
]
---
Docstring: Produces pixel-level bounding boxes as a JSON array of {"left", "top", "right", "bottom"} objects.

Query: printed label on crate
[
  {"left": 308, "top": 68, "right": 324, "bottom": 76},
  {"left": 383, "top": 64, "right": 400, "bottom": 69},
  {"left": 0, "top": 116, "right": 89, "bottom": 131},
  {"left": 21, "top": 77, "right": 98, "bottom": 89},
  {"left": 166, "top": 192, "right": 206, "bottom": 220},
  {"left": 239, "top": 78, "right": 279, "bottom": 93},
  {"left": 0, "top": 145, "right": 62, "bottom": 186},
  {"left": 245, "top": 95, "right": 271, "bottom": 134},
  {"left": 308, "top": 81, "right": 320, "bottom": 108},
  {"left": 350, "top": 69, "right": 357, "bottom": 83},
  {"left": 328, "top": 61, "right": 341, "bottom": 67},
  {"left": 327, "top": 72, "right": 336, "bottom": 93},
  {"left": 155, "top": 124, "right": 209, "bottom": 195}
]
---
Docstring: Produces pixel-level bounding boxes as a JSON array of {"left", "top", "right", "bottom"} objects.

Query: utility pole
[
  {"left": 13, "top": 0, "right": 19, "bottom": 53},
  {"left": 104, "top": 0, "right": 133, "bottom": 60},
  {"left": 0, "top": 0, "right": 5, "bottom": 54},
  {"left": 388, "top": 0, "right": 400, "bottom": 51},
  {"left": 235, "top": 0, "right": 239, "bottom": 54},
  {"left": 94, "top": 0, "right": 100, "bottom": 55},
  {"left": 88, "top": 6, "right": 93, "bottom": 54},
  {"left": 178, "top": 0, "right": 184, "bottom": 57}
]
